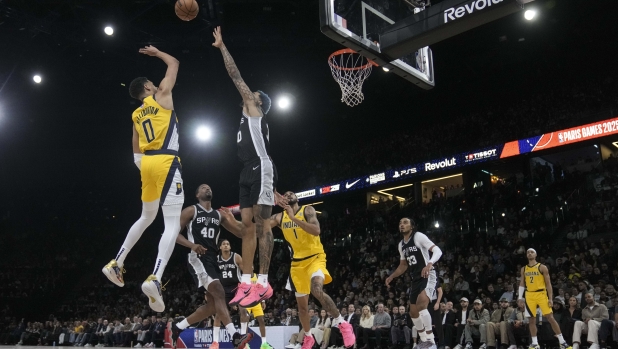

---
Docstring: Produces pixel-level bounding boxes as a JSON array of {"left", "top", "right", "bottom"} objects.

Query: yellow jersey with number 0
[
  {"left": 524, "top": 263, "right": 546, "bottom": 291},
  {"left": 281, "top": 206, "right": 324, "bottom": 260},
  {"left": 132, "top": 95, "right": 179, "bottom": 153}
]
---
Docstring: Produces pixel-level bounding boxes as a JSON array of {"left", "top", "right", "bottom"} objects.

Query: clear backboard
[{"left": 320, "top": 0, "right": 435, "bottom": 89}]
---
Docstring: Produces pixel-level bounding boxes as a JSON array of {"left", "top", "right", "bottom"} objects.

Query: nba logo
[{"left": 558, "top": 133, "right": 564, "bottom": 143}]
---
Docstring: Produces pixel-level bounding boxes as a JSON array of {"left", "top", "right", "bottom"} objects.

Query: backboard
[
  {"left": 320, "top": 0, "right": 534, "bottom": 90},
  {"left": 320, "top": 0, "right": 435, "bottom": 89}
]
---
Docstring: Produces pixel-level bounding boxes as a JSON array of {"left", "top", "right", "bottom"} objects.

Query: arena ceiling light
[
  {"left": 434, "top": 222, "right": 440, "bottom": 228},
  {"left": 195, "top": 126, "right": 212, "bottom": 141},
  {"left": 104, "top": 26, "right": 114, "bottom": 35},
  {"left": 524, "top": 9, "right": 537, "bottom": 20},
  {"left": 32, "top": 75, "right": 42, "bottom": 83},
  {"left": 277, "top": 96, "right": 291, "bottom": 109}
]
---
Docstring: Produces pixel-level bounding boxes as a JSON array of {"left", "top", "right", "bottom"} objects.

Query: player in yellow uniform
[
  {"left": 518, "top": 248, "right": 572, "bottom": 349},
  {"left": 267, "top": 191, "right": 356, "bottom": 349},
  {"left": 102, "top": 45, "right": 183, "bottom": 313}
]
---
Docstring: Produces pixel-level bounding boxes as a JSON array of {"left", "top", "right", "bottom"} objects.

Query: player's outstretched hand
[
  {"left": 219, "top": 206, "right": 234, "bottom": 220},
  {"left": 275, "top": 191, "right": 288, "bottom": 207},
  {"left": 139, "top": 45, "right": 160, "bottom": 56},
  {"left": 212, "top": 26, "right": 223, "bottom": 48},
  {"left": 385, "top": 276, "right": 393, "bottom": 287},
  {"left": 191, "top": 243, "right": 207, "bottom": 256}
]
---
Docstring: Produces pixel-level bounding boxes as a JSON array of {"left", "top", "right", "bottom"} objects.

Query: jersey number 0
[{"left": 142, "top": 119, "right": 155, "bottom": 143}]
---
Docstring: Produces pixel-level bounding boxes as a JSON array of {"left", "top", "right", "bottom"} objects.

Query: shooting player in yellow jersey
[
  {"left": 102, "top": 45, "right": 183, "bottom": 313},
  {"left": 266, "top": 191, "right": 356, "bottom": 349},
  {"left": 518, "top": 248, "right": 572, "bottom": 349}
]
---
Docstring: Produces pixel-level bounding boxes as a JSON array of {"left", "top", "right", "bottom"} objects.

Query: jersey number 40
[{"left": 201, "top": 227, "right": 215, "bottom": 239}]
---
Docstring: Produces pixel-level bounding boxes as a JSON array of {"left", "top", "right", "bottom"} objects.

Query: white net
[{"left": 328, "top": 49, "right": 375, "bottom": 107}]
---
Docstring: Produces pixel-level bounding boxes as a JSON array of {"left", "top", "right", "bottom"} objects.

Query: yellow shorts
[
  {"left": 525, "top": 290, "right": 552, "bottom": 316},
  {"left": 140, "top": 154, "right": 184, "bottom": 205},
  {"left": 286, "top": 253, "right": 332, "bottom": 295},
  {"left": 246, "top": 303, "right": 264, "bottom": 318}
]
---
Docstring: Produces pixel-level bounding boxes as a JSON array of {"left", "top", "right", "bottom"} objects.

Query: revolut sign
[
  {"left": 380, "top": 0, "right": 532, "bottom": 59},
  {"left": 444, "top": 0, "right": 504, "bottom": 23},
  {"left": 425, "top": 158, "right": 457, "bottom": 171}
]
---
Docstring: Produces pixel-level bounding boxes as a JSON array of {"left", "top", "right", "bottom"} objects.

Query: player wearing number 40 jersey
[
  {"left": 102, "top": 45, "right": 184, "bottom": 313},
  {"left": 518, "top": 249, "right": 572, "bottom": 349},
  {"left": 386, "top": 218, "right": 443, "bottom": 349},
  {"left": 171, "top": 184, "right": 252, "bottom": 349}
]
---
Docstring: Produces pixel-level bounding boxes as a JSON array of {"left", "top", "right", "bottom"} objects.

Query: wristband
[
  {"left": 518, "top": 286, "right": 525, "bottom": 299},
  {"left": 134, "top": 153, "right": 143, "bottom": 169}
]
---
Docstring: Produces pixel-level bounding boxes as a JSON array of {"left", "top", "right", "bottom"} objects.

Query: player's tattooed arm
[
  {"left": 269, "top": 212, "right": 281, "bottom": 229},
  {"left": 286, "top": 205, "right": 320, "bottom": 236},
  {"left": 212, "top": 27, "right": 255, "bottom": 103}
]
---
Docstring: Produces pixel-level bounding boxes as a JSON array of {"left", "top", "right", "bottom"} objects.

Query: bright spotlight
[
  {"left": 383, "top": 67, "right": 390, "bottom": 72},
  {"left": 104, "top": 26, "right": 114, "bottom": 35},
  {"left": 196, "top": 126, "right": 212, "bottom": 141},
  {"left": 524, "top": 9, "right": 536, "bottom": 20},
  {"left": 33, "top": 75, "right": 42, "bottom": 83},
  {"left": 434, "top": 222, "right": 440, "bottom": 228},
  {"left": 277, "top": 97, "right": 291, "bottom": 109},
  {"left": 501, "top": 213, "right": 506, "bottom": 217}
]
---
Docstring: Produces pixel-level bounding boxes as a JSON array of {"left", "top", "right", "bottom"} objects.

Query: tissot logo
[
  {"left": 367, "top": 173, "right": 386, "bottom": 185},
  {"left": 465, "top": 149, "right": 497, "bottom": 162},
  {"left": 425, "top": 158, "right": 457, "bottom": 171},
  {"left": 444, "top": 0, "right": 503, "bottom": 23}
]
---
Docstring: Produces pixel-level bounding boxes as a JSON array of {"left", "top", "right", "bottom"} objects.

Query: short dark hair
[
  {"left": 401, "top": 217, "right": 416, "bottom": 227},
  {"left": 129, "top": 77, "right": 149, "bottom": 100},
  {"left": 218, "top": 239, "right": 230, "bottom": 248},
  {"left": 257, "top": 90, "right": 271, "bottom": 114}
]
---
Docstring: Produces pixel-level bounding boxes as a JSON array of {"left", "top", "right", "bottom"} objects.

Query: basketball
[{"left": 175, "top": 0, "right": 198, "bottom": 21}]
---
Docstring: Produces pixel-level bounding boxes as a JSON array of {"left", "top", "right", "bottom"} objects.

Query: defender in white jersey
[
  {"left": 386, "top": 218, "right": 443, "bottom": 348},
  {"left": 212, "top": 26, "right": 287, "bottom": 309}
]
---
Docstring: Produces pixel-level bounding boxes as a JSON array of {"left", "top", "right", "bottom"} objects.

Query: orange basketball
[{"left": 175, "top": 0, "right": 199, "bottom": 21}]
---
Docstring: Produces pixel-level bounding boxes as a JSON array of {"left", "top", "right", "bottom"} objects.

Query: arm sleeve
[
  {"left": 414, "top": 232, "right": 442, "bottom": 263},
  {"left": 399, "top": 242, "right": 405, "bottom": 260}
]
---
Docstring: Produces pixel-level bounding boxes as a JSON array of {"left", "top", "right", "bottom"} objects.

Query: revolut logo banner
[
  {"left": 444, "top": 0, "right": 503, "bottom": 23},
  {"left": 425, "top": 158, "right": 457, "bottom": 171}
]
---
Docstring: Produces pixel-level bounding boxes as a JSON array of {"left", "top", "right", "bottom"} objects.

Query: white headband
[{"left": 527, "top": 248, "right": 537, "bottom": 254}]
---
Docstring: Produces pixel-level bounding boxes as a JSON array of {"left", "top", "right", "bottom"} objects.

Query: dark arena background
[{"left": 1, "top": 0, "right": 618, "bottom": 349}]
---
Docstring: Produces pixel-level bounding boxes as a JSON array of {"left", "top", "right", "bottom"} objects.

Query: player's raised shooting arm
[
  {"left": 290, "top": 206, "right": 320, "bottom": 236},
  {"left": 155, "top": 51, "right": 179, "bottom": 95},
  {"left": 211, "top": 27, "right": 256, "bottom": 104}
]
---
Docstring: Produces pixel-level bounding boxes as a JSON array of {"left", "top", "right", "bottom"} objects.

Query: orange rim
[{"left": 328, "top": 48, "right": 378, "bottom": 71}]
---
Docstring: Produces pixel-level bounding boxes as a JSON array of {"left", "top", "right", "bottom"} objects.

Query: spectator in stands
[
  {"left": 356, "top": 305, "right": 374, "bottom": 348},
  {"left": 572, "top": 293, "right": 609, "bottom": 349},
  {"left": 286, "top": 309, "right": 318, "bottom": 348},
  {"left": 93, "top": 319, "right": 108, "bottom": 347},
  {"left": 265, "top": 312, "right": 281, "bottom": 326},
  {"left": 112, "top": 320, "right": 123, "bottom": 347},
  {"left": 360, "top": 303, "right": 390, "bottom": 349},
  {"left": 152, "top": 317, "right": 166, "bottom": 348},
  {"left": 391, "top": 305, "right": 412, "bottom": 349},
  {"left": 461, "top": 299, "right": 489, "bottom": 349},
  {"left": 135, "top": 318, "right": 151, "bottom": 347},
  {"left": 312, "top": 309, "right": 330, "bottom": 349},
  {"left": 442, "top": 301, "right": 457, "bottom": 349},
  {"left": 506, "top": 299, "right": 528, "bottom": 349},
  {"left": 486, "top": 298, "right": 514, "bottom": 349},
  {"left": 499, "top": 284, "right": 516, "bottom": 303}
]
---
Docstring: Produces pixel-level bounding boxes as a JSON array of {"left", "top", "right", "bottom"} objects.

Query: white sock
[
  {"left": 532, "top": 336, "right": 538, "bottom": 345},
  {"left": 419, "top": 309, "right": 433, "bottom": 343},
  {"left": 557, "top": 334, "right": 565, "bottom": 344},
  {"left": 331, "top": 315, "right": 344, "bottom": 327},
  {"left": 176, "top": 319, "right": 190, "bottom": 330},
  {"left": 412, "top": 317, "right": 424, "bottom": 340},
  {"left": 240, "top": 323, "right": 247, "bottom": 335},
  {"left": 262, "top": 337, "right": 267, "bottom": 344},
  {"left": 213, "top": 326, "right": 220, "bottom": 343},
  {"left": 241, "top": 274, "right": 252, "bottom": 285},
  {"left": 225, "top": 323, "right": 237, "bottom": 337},
  {"left": 117, "top": 200, "right": 158, "bottom": 267},
  {"left": 153, "top": 204, "right": 182, "bottom": 279},
  {"left": 258, "top": 274, "right": 269, "bottom": 287}
]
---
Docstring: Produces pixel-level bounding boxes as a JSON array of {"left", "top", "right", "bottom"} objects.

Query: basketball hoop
[{"left": 328, "top": 49, "right": 377, "bottom": 107}]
